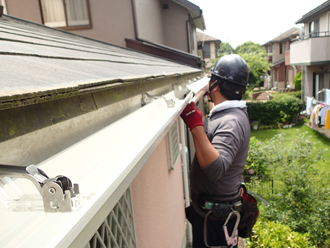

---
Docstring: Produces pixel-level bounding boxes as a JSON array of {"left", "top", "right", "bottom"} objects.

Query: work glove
[{"left": 180, "top": 102, "right": 204, "bottom": 130}]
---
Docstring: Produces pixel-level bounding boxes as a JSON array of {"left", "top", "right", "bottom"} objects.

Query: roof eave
[
  {"left": 295, "top": 1, "right": 330, "bottom": 24},
  {"left": 171, "top": 0, "right": 206, "bottom": 30}
]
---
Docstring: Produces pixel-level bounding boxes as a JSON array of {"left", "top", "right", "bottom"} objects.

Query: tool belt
[{"left": 191, "top": 192, "right": 242, "bottom": 220}]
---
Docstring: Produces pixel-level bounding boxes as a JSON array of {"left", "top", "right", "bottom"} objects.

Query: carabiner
[{"left": 223, "top": 210, "right": 241, "bottom": 247}]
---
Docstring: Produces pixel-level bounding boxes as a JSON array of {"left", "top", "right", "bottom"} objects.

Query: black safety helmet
[{"left": 209, "top": 54, "right": 249, "bottom": 97}]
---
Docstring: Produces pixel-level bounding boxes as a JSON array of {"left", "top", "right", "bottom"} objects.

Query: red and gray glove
[{"left": 180, "top": 102, "right": 204, "bottom": 130}]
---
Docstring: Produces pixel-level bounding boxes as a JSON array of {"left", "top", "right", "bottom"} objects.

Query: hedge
[{"left": 247, "top": 95, "right": 304, "bottom": 125}]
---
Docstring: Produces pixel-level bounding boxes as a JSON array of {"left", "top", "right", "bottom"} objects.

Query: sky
[{"left": 189, "top": 0, "right": 328, "bottom": 48}]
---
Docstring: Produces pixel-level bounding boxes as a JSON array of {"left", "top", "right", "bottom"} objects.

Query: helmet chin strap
[{"left": 208, "top": 79, "right": 220, "bottom": 102}]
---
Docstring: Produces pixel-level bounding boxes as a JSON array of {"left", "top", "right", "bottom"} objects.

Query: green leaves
[
  {"left": 248, "top": 216, "right": 314, "bottom": 248},
  {"left": 247, "top": 95, "right": 304, "bottom": 126},
  {"left": 216, "top": 41, "right": 271, "bottom": 88},
  {"left": 250, "top": 132, "right": 330, "bottom": 246}
]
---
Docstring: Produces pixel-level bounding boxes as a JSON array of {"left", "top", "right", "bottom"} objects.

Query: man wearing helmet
[{"left": 181, "top": 54, "right": 251, "bottom": 247}]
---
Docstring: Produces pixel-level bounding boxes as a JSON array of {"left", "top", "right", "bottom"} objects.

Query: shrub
[
  {"left": 247, "top": 95, "right": 304, "bottom": 125},
  {"left": 247, "top": 216, "right": 314, "bottom": 248},
  {"left": 254, "top": 132, "right": 330, "bottom": 247},
  {"left": 244, "top": 137, "right": 268, "bottom": 176},
  {"left": 294, "top": 71, "right": 302, "bottom": 90}
]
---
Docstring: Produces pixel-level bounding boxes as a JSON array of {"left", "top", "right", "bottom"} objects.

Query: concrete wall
[{"left": 131, "top": 137, "right": 186, "bottom": 248}]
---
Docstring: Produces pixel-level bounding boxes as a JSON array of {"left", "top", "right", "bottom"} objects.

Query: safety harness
[{"left": 191, "top": 192, "right": 242, "bottom": 248}]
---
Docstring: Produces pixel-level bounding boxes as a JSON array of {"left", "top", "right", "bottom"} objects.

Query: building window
[
  {"left": 40, "top": 0, "right": 91, "bottom": 29},
  {"left": 267, "top": 45, "right": 273, "bottom": 54},
  {"left": 309, "top": 19, "right": 319, "bottom": 37},
  {"left": 202, "top": 43, "right": 210, "bottom": 58},
  {"left": 314, "top": 73, "right": 324, "bottom": 101},
  {"left": 0, "top": 0, "right": 7, "bottom": 14},
  {"left": 279, "top": 43, "right": 282, "bottom": 54}
]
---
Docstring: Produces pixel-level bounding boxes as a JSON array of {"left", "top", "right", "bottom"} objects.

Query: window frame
[
  {"left": 279, "top": 43, "right": 282, "bottom": 54},
  {"left": 202, "top": 43, "right": 211, "bottom": 59},
  {"left": 39, "top": 0, "right": 92, "bottom": 31},
  {"left": 0, "top": 0, "right": 8, "bottom": 14}
]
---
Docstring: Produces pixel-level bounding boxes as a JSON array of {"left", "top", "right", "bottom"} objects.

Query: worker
[{"left": 181, "top": 54, "right": 250, "bottom": 247}]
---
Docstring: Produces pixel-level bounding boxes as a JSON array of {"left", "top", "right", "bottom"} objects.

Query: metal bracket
[
  {"left": 0, "top": 164, "right": 79, "bottom": 213},
  {"left": 173, "top": 84, "right": 189, "bottom": 99},
  {"left": 141, "top": 93, "right": 175, "bottom": 108}
]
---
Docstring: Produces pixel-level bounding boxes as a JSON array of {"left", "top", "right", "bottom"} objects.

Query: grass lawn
[{"left": 250, "top": 120, "right": 330, "bottom": 172}]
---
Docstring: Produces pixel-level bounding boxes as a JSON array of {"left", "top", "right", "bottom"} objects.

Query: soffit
[
  {"left": 171, "top": 0, "right": 206, "bottom": 30},
  {"left": 0, "top": 15, "right": 201, "bottom": 106}
]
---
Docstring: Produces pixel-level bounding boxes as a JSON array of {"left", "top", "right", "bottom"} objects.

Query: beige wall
[
  {"left": 72, "top": 0, "right": 135, "bottom": 47},
  {"left": 5, "top": 0, "right": 136, "bottom": 48},
  {"left": 272, "top": 42, "right": 286, "bottom": 63},
  {"left": 135, "top": 0, "right": 165, "bottom": 44},
  {"left": 131, "top": 137, "right": 186, "bottom": 248},
  {"left": 6, "top": 0, "right": 43, "bottom": 24},
  {"left": 162, "top": 1, "right": 188, "bottom": 52}
]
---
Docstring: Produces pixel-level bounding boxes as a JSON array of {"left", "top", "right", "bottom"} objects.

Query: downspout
[
  {"left": 186, "top": 10, "right": 202, "bottom": 53},
  {"left": 130, "top": 0, "right": 139, "bottom": 39}
]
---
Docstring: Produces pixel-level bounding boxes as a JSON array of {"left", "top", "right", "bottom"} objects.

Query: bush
[
  {"left": 244, "top": 137, "right": 269, "bottom": 176},
  {"left": 294, "top": 71, "right": 302, "bottom": 90},
  {"left": 247, "top": 94, "right": 304, "bottom": 125},
  {"left": 247, "top": 216, "right": 314, "bottom": 248},
  {"left": 252, "top": 132, "right": 330, "bottom": 247}
]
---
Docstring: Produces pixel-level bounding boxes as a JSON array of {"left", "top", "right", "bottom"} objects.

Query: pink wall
[{"left": 131, "top": 138, "right": 186, "bottom": 248}]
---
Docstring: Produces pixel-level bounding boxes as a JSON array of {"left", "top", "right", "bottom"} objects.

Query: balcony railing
[{"left": 298, "top": 31, "right": 330, "bottom": 40}]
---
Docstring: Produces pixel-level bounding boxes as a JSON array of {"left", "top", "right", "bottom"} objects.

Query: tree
[
  {"left": 293, "top": 71, "right": 301, "bottom": 90},
  {"left": 235, "top": 41, "right": 264, "bottom": 54},
  {"left": 214, "top": 41, "right": 270, "bottom": 89},
  {"left": 236, "top": 41, "right": 270, "bottom": 88},
  {"left": 218, "top": 42, "right": 235, "bottom": 57}
]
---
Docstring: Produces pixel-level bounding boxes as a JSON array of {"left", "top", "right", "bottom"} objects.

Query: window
[
  {"left": 279, "top": 43, "right": 282, "bottom": 54},
  {"left": 0, "top": 0, "right": 7, "bottom": 14},
  {"left": 309, "top": 19, "right": 319, "bottom": 37},
  {"left": 40, "top": 0, "right": 91, "bottom": 29},
  {"left": 202, "top": 43, "right": 210, "bottom": 58},
  {"left": 267, "top": 45, "right": 273, "bottom": 54},
  {"left": 314, "top": 73, "right": 324, "bottom": 101}
]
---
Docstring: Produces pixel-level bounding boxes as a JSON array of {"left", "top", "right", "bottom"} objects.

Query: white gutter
[{"left": 0, "top": 77, "right": 208, "bottom": 248}]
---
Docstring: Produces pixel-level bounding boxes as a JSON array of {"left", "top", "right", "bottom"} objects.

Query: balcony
[{"left": 290, "top": 31, "right": 330, "bottom": 65}]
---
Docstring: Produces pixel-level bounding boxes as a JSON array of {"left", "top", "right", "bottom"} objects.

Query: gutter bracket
[
  {"left": 0, "top": 164, "right": 79, "bottom": 213},
  {"left": 141, "top": 93, "right": 175, "bottom": 108}
]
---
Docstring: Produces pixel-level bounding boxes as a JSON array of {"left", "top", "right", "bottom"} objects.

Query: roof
[
  {"left": 196, "top": 32, "right": 221, "bottom": 43},
  {"left": 296, "top": 1, "right": 330, "bottom": 24},
  {"left": 262, "top": 27, "right": 300, "bottom": 46},
  {"left": 171, "top": 0, "right": 206, "bottom": 30},
  {"left": 0, "top": 15, "right": 201, "bottom": 110}
]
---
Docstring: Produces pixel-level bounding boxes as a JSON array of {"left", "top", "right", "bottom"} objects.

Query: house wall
[
  {"left": 70, "top": 0, "right": 136, "bottom": 47},
  {"left": 5, "top": 0, "right": 135, "bottom": 48},
  {"left": 304, "top": 64, "right": 330, "bottom": 98},
  {"left": 5, "top": 0, "right": 43, "bottom": 23},
  {"left": 272, "top": 42, "right": 286, "bottom": 64},
  {"left": 134, "top": 0, "right": 165, "bottom": 44},
  {"left": 131, "top": 137, "right": 186, "bottom": 248},
  {"left": 162, "top": 1, "right": 189, "bottom": 52}
]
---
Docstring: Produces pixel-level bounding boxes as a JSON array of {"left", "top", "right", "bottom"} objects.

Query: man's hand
[{"left": 180, "top": 102, "right": 204, "bottom": 130}]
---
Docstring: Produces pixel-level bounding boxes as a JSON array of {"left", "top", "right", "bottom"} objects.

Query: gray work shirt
[{"left": 190, "top": 101, "right": 250, "bottom": 201}]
